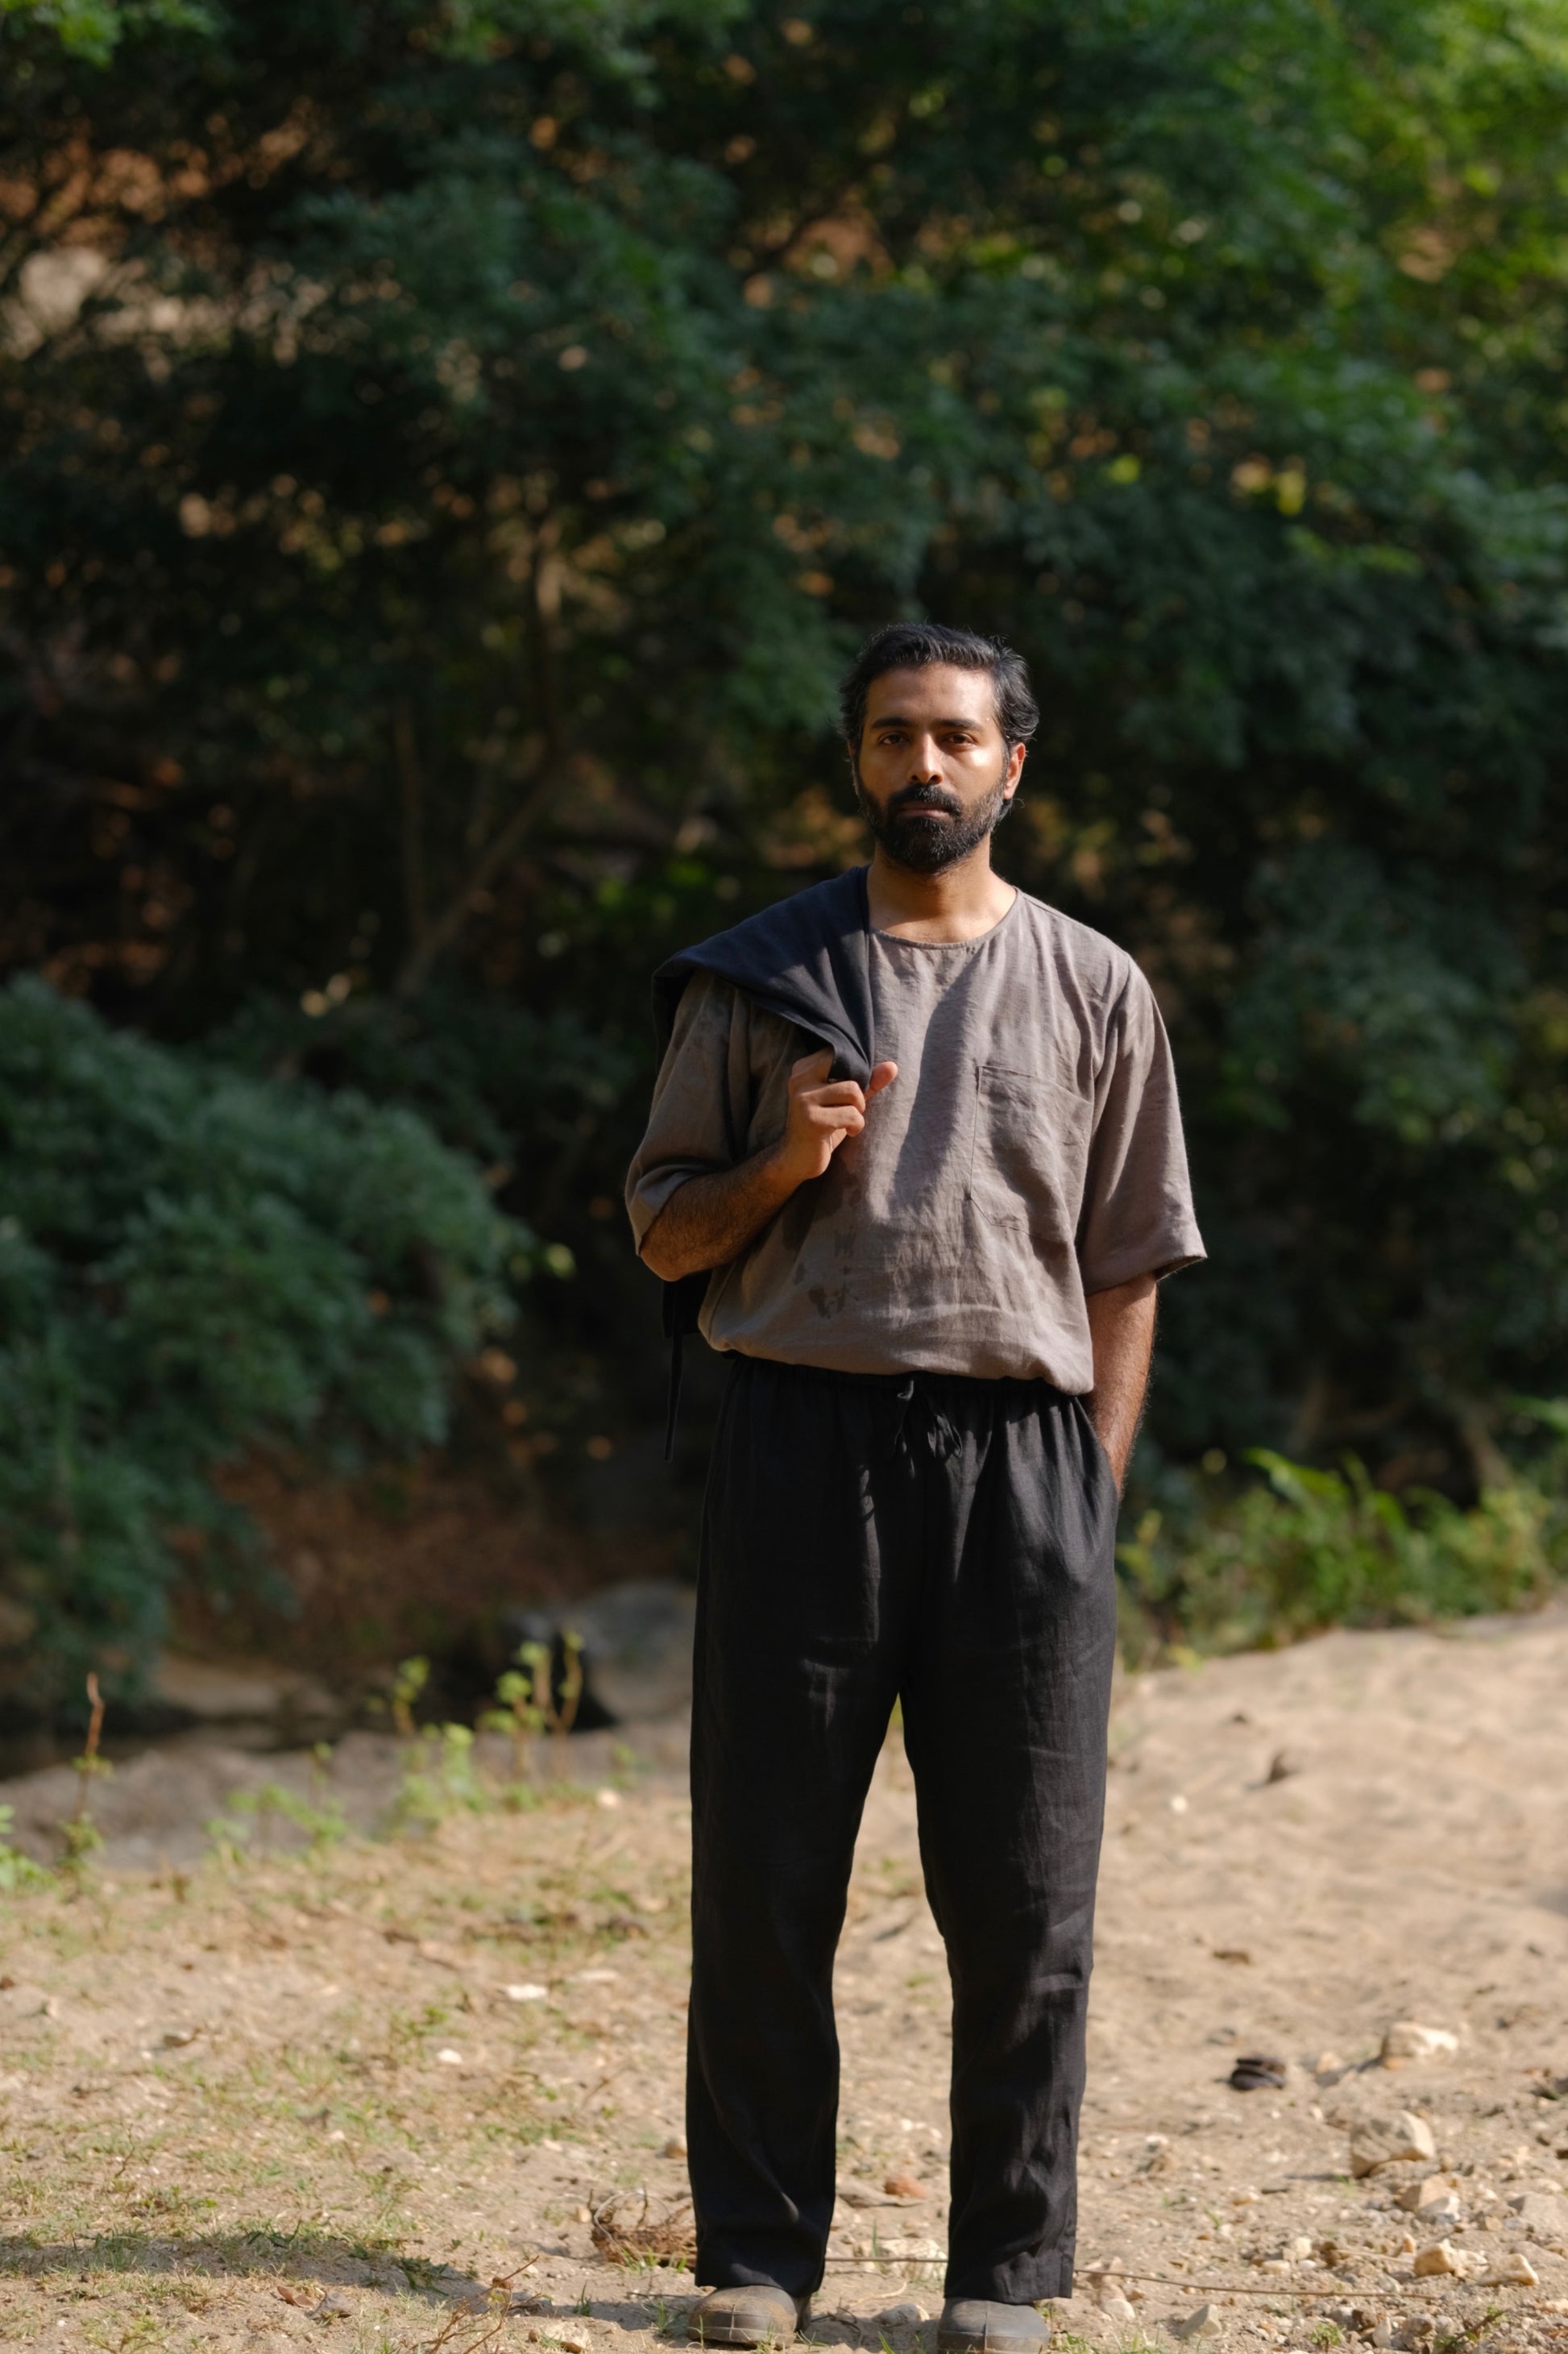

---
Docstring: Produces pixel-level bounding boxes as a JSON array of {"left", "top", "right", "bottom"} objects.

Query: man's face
[{"left": 852, "top": 662, "right": 1026, "bottom": 875}]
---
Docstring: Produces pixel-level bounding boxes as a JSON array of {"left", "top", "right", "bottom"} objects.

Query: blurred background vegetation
[{"left": 4, "top": 0, "right": 1568, "bottom": 1721}]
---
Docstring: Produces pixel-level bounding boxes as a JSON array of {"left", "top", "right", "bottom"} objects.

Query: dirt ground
[{"left": 1, "top": 1609, "right": 1566, "bottom": 2354}]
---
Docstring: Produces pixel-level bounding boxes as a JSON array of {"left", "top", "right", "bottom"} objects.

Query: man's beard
[{"left": 853, "top": 770, "right": 1014, "bottom": 875}]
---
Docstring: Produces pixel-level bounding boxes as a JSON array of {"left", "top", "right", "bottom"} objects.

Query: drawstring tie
[{"left": 885, "top": 1372, "right": 962, "bottom": 1462}]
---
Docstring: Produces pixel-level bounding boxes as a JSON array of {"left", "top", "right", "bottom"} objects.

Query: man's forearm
[
  {"left": 640, "top": 1146, "right": 799, "bottom": 1282},
  {"left": 1085, "top": 1272, "right": 1158, "bottom": 1493}
]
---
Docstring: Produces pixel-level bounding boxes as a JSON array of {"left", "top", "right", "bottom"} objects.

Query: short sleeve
[
  {"left": 624, "top": 972, "right": 743, "bottom": 1254},
  {"left": 1076, "top": 967, "right": 1205, "bottom": 1293}
]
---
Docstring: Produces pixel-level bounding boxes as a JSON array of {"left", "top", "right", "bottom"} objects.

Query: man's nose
[{"left": 907, "top": 734, "right": 944, "bottom": 781}]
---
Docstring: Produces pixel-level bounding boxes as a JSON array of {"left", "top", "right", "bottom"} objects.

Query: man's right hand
[
  {"left": 638, "top": 1049, "right": 898, "bottom": 1282},
  {"left": 770, "top": 1050, "right": 899, "bottom": 1185}
]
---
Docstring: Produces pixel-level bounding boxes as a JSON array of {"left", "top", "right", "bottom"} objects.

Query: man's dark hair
[{"left": 838, "top": 621, "right": 1039, "bottom": 754}]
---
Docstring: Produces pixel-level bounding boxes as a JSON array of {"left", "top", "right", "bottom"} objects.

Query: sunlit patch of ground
[{"left": 2, "top": 1613, "right": 1566, "bottom": 2352}]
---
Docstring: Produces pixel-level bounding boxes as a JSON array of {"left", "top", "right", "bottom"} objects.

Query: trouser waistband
[{"left": 726, "top": 1353, "right": 1076, "bottom": 1404}]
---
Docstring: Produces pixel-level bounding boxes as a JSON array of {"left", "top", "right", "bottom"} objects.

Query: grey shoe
[
  {"left": 689, "top": 2285, "right": 811, "bottom": 2347},
  {"left": 937, "top": 2300, "right": 1050, "bottom": 2354}
]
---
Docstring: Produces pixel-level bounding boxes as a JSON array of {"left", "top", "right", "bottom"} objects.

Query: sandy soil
[{"left": 1, "top": 1610, "right": 1566, "bottom": 2354}]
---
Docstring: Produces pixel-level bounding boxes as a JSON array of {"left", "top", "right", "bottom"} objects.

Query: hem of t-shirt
[
  {"left": 696, "top": 1329, "right": 1093, "bottom": 1394},
  {"left": 1081, "top": 1239, "right": 1206, "bottom": 1294}
]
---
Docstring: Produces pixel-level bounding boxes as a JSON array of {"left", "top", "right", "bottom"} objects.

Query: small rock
[
  {"left": 1265, "top": 1748, "right": 1303, "bottom": 1783},
  {"left": 881, "top": 2236, "right": 943, "bottom": 2261},
  {"left": 160, "top": 2027, "right": 200, "bottom": 2049},
  {"left": 1313, "top": 2051, "right": 1347, "bottom": 2079},
  {"left": 1509, "top": 2190, "right": 1566, "bottom": 2235},
  {"left": 1230, "top": 2053, "right": 1287, "bottom": 2092},
  {"left": 1412, "top": 2240, "right": 1466, "bottom": 2277},
  {"left": 311, "top": 2293, "right": 354, "bottom": 2321},
  {"left": 572, "top": 2205, "right": 591, "bottom": 2223},
  {"left": 1380, "top": 2022, "right": 1459, "bottom": 2065},
  {"left": 1169, "top": 2301, "right": 1220, "bottom": 2340},
  {"left": 556, "top": 2331, "right": 591, "bottom": 2354},
  {"left": 1258, "top": 2258, "right": 1290, "bottom": 2276},
  {"left": 1479, "top": 2254, "right": 1539, "bottom": 2287},
  {"left": 1392, "top": 2322, "right": 1435, "bottom": 2354},
  {"left": 1287, "top": 2236, "right": 1313, "bottom": 2260},
  {"left": 1349, "top": 2112, "right": 1437, "bottom": 2177},
  {"left": 883, "top": 2171, "right": 927, "bottom": 2200},
  {"left": 505, "top": 1984, "right": 550, "bottom": 2003},
  {"left": 1394, "top": 2175, "right": 1462, "bottom": 2215},
  {"left": 662, "top": 2136, "right": 688, "bottom": 2160},
  {"left": 1099, "top": 2291, "right": 1137, "bottom": 2322},
  {"left": 875, "top": 2303, "right": 928, "bottom": 2327},
  {"left": 1083, "top": 2264, "right": 1132, "bottom": 2312},
  {"left": 435, "top": 2049, "right": 463, "bottom": 2066},
  {"left": 1368, "top": 2323, "right": 1395, "bottom": 2348}
]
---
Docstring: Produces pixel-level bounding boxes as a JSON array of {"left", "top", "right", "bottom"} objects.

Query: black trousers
[{"left": 687, "top": 1356, "right": 1118, "bottom": 2306}]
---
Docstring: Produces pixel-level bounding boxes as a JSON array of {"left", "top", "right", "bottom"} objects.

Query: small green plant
[
  {"left": 206, "top": 1779, "right": 349, "bottom": 1860},
  {"left": 393, "top": 1721, "right": 486, "bottom": 1832},
  {"left": 389, "top": 1656, "right": 430, "bottom": 1740},
  {"left": 524, "top": 1634, "right": 587, "bottom": 1775},
  {"left": 1309, "top": 2323, "right": 1344, "bottom": 2350},
  {"left": 61, "top": 1671, "right": 111, "bottom": 1871},
  {"left": 479, "top": 1651, "right": 547, "bottom": 1786},
  {"left": 0, "top": 1802, "right": 51, "bottom": 1891}
]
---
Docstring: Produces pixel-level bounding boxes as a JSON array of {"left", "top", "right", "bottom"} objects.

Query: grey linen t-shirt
[{"left": 624, "top": 889, "right": 1205, "bottom": 1391}]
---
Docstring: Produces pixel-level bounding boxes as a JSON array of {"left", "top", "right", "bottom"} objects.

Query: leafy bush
[
  {"left": 1118, "top": 1446, "right": 1567, "bottom": 1663},
  {"left": 0, "top": 979, "right": 527, "bottom": 1712}
]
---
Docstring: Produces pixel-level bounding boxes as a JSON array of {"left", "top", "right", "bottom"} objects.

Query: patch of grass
[{"left": 398, "top": 2252, "right": 451, "bottom": 2293}]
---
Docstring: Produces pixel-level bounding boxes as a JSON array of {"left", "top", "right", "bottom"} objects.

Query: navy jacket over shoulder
[{"left": 649, "top": 866, "right": 877, "bottom": 1350}]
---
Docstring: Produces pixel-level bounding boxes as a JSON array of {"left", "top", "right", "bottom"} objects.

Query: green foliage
[
  {"left": 205, "top": 1777, "right": 350, "bottom": 1862},
  {"left": 0, "top": 0, "right": 213, "bottom": 68},
  {"left": 0, "top": 1803, "right": 52, "bottom": 1891},
  {"left": 0, "top": 980, "right": 525, "bottom": 1707},
  {"left": 392, "top": 1721, "right": 487, "bottom": 1831},
  {"left": 4, "top": 0, "right": 1568, "bottom": 1513},
  {"left": 1118, "top": 1446, "right": 1566, "bottom": 1660}
]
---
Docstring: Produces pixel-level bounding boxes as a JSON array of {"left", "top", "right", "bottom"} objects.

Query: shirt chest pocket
[{"left": 968, "top": 1060, "right": 1091, "bottom": 1250}]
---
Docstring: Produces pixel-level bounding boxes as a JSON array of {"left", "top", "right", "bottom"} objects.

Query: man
[{"left": 625, "top": 621, "right": 1204, "bottom": 2353}]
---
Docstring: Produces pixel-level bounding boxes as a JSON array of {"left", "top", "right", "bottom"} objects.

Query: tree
[
  {"left": 0, "top": 978, "right": 524, "bottom": 1705},
  {"left": 2, "top": 0, "right": 1568, "bottom": 1539}
]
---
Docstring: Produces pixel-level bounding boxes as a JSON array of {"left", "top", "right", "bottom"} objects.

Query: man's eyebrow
[{"left": 867, "top": 708, "right": 987, "bottom": 728}]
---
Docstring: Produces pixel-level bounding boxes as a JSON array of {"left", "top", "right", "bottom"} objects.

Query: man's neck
[{"left": 864, "top": 848, "right": 1017, "bottom": 944}]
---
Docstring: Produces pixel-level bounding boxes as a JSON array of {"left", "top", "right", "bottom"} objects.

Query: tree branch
[
  {"left": 392, "top": 530, "right": 569, "bottom": 1000},
  {"left": 393, "top": 696, "right": 429, "bottom": 963}
]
